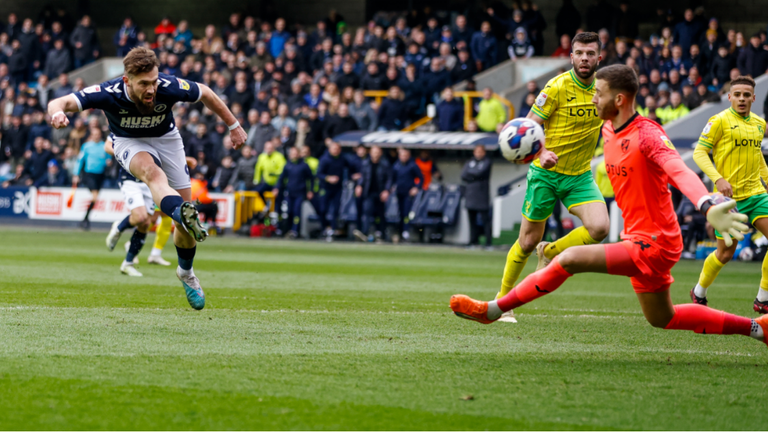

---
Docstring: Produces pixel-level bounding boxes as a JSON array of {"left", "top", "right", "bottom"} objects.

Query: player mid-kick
[{"left": 47, "top": 47, "right": 247, "bottom": 309}]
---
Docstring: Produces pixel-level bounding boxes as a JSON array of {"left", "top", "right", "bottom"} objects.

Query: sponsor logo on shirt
[
  {"left": 177, "top": 78, "right": 190, "bottom": 91},
  {"left": 702, "top": 122, "right": 712, "bottom": 134},
  {"left": 535, "top": 93, "right": 548, "bottom": 107},
  {"left": 82, "top": 85, "right": 101, "bottom": 94},
  {"left": 119, "top": 115, "right": 166, "bottom": 128}
]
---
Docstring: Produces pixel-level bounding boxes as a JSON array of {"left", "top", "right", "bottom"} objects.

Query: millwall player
[
  {"left": 47, "top": 47, "right": 247, "bottom": 310},
  {"left": 497, "top": 32, "right": 609, "bottom": 318},
  {"left": 691, "top": 75, "right": 768, "bottom": 313}
]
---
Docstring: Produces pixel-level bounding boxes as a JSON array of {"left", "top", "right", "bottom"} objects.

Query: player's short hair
[
  {"left": 596, "top": 64, "right": 639, "bottom": 98},
  {"left": 572, "top": 32, "right": 600, "bottom": 51},
  {"left": 730, "top": 75, "right": 756, "bottom": 89},
  {"left": 123, "top": 47, "right": 160, "bottom": 77}
]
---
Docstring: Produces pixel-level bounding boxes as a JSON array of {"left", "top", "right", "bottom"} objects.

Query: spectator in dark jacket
[
  {"left": 672, "top": 9, "right": 704, "bottom": 56},
  {"left": 422, "top": 57, "right": 452, "bottom": 102},
  {"left": 4, "top": 116, "right": 28, "bottom": 164},
  {"left": 34, "top": 159, "right": 68, "bottom": 187},
  {"left": 435, "top": 88, "right": 465, "bottom": 131},
  {"left": 323, "top": 103, "right": 359, "bottom": 144},
  {"left": 389, "top": 147, "right": 423, "bottom": 242},
  {"left": 17, "top": 19, "right": 42, "bottom": 73},
  {"left": 461, "top": 145, "right": 492, "bottom": 247},
  {"left": 335, "top": 62, "right": 361, "bottom": 89},
  {"left": 211, "top": 155, "right": 235, "bottom": 192},
  {"left": 24, "top": 137, "right": 53, "bottom": 185},
  {"left": 114, "top": 17, "right": 139, "bottom": 57},
  {"left": 377, "top": 86, "right": 408, "bottom": 131},
  {"left": 451, "top": 49, "right": 477, "bottom": 83},
  {"left": 223, "top": 145, "right": 258, "bottom": 192},
  {"left": 44, "top": 39, "right": 71, "bottom": 78},
  {"left": 348, "top": 89, "right": 377, "bottom": 131},
  {"left": 7, "top": 40, "right": 27, "bottom": 85},
  {"left": 353, "top": 145, "right": 392, "bottom": 241},
  {"left": 470, "top": 22, "right": 498, "bottom": 72},
  {"left": 360, "top": 62, "right": 387, "bottom": 91},
  {"left": 452, "top": 15, "right": 474, "bottom": 47},
  {"left": 710, "top": 45, "right": 734, "bottom": 87},
  {"left": 273, "top": 146, "right": 314, "bottom": 237},
  {"left": 317, "top": 141, "right": 358, "bottom": 237},
  {"left": 69, "top": 15, "right": 99, "bottom": 69},
  {"left": 737, "top": 35, "right": 768, "bottom": 79}
]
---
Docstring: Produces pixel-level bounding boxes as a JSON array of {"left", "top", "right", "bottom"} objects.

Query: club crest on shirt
[
  {"left": 621, "top": 139, "right": 630, "bottom": 153},
  {"left": 154, "top": 104, "right": 167, "bottom": 113},
  {"left": 535, "top": 93, "right": 548, "bottom": 107},
  {"left": 759, "top": 125, "right": 765, "bottom": 135}
]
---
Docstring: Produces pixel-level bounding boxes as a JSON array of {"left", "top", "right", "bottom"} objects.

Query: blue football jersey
[{"left": 73, "top": 72, "right": 201, "bottom": 138}]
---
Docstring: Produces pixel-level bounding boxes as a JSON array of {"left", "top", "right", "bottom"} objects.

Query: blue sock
[
  {"left": 117, "top": 215, "right": 133, "bottom": 232},
  {"left": 176, "top": 245, "right": 196, "bottom": 270},
  {"left": 160, "top": 196, "right": 185, "bottom": 225},
  {"left": 125, "top": 230, "right": 147, "bottom": 263}
]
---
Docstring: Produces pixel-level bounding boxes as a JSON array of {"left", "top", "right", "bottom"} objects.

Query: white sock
[
  {"left": 178, "top": 267, "right": 194, "bottom": 277},
  {"left": 487, "top": 300, "right": 502, "bottom": 320},
  {"left": 757, "top": 288, "right": 768, "bottom": 302},
  {"left": 150, "top": 247, "right": 162, "bottom": 257},
  {"left": 694, "top": 283, "right": 707, "bottom": 298},
  {"left": 750, "top": 320, "right": 764, "bottom": 341}
]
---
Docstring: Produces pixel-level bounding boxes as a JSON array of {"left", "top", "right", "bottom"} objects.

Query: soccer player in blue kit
[{"left": 47, "top": 47, "right": 247, "bottom": 310}]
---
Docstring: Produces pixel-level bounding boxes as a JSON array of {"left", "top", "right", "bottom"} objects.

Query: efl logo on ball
[{"left": 497, "top": 118, "right": 545, "bottom": 163}]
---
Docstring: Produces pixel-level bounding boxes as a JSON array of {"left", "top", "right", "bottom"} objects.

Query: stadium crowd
[{"left": 0, "top": 4, "right": 767, "bottom": 241}]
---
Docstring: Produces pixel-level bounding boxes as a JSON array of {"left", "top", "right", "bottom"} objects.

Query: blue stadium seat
[
  {"left": 385, "top": 194, "right": 400, "bottom": 224},
  {"left": 410, "top": 184, "right": 443, "bottom": 226},
  {"left": 439, "top": 185, "right": 462, "bottom": 226},
  {"left": 339, "top": 180, "right": 358, "bottom": 222}
]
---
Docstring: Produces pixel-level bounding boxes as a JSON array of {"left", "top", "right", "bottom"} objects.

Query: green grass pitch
[{"left": 0, "top": 227, "right": 766, "bottom": 430}]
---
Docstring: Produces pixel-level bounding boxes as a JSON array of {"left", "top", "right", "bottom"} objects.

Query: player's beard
[
  {"left": 573, "top": 62, "right": 598, "bottom": 80},
  {"left": 129, "top": 88, "right": 155, "bottom": 115},
  {"left": 598, "top": 100, "right": 618, "bottom": 120}
]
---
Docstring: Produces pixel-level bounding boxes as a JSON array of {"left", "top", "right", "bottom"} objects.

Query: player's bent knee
[
  {"left": 717, "top": 248, "right": 735, "bottom": 263},
  {"left": 587, "top": 223, "right": 609, "bottom": 242},
  {"left": 645, "top": 314, "right": 672, "bottom": 329},
  {"left": 557, "top": 249, "right": 578, "bottom": 272}
]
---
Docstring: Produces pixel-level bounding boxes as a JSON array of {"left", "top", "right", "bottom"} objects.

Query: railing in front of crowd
[
  {"left": 363, "top": 91, "right": 514, "bottom": 132},
  {"left": 233, "top": 191, "right": 274, "bottom": 231}
]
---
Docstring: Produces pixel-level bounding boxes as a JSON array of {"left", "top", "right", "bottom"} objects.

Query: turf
[{"left": 0, "top": 227, "right": 766, "bottom": 430}]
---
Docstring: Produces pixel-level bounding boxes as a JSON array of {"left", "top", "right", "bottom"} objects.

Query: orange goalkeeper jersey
[{"left": 603, "top": 114, "right": 686, "bottom": 256}]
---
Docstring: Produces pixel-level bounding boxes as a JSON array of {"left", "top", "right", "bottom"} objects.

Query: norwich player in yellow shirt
[
  {"left": 495, "top": 32, "right": 610, "bottom": 319},
  {"left": 692, "top": 75, "right": 768, "bottom": 313}
]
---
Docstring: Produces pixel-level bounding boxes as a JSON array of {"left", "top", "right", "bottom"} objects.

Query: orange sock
[
  {"left": 497, "top": 257, "right": 572, "bottom": 312},
  {"left": 664, "top": 304, "right": 751, "bottom": 336}
]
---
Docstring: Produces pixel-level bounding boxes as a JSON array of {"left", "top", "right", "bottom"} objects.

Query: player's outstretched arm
[
  {"left": 662, "top": 157, "right": 747, "bottom": 246},
  {"left": 47, "top": 94, "right": 80, "bottom": 129},
  {"left": 523, "top": 111, "right": 557, "bottom": 168},
  {"left": 693, "top": 144, "right": 732, "bottom": 197},
  {"left": 197, "top": 83, "right": 247, "bottom": 150}
]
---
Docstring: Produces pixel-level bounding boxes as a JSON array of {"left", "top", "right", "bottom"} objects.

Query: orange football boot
[
  {"left": 754, "top": 315, "right": 768, "bottom": 348},
  {"left": 450, "top": 295, "right": 496, "bottom": 324}
]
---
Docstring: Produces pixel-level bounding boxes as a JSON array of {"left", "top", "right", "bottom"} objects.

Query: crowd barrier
[{"left": 0, "top": 187, "right": 236, "bottom": 228}]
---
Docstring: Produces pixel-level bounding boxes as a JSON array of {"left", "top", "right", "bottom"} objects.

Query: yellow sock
[
  {"left": 760, "top": 255, "right": 768, "bottom": 291},
  {"left": 498, "top": 241, "right": 532, "bottom": 298},
  {"left": 153, "top": 215, "right": 173, "bottom": 251},
  {"left": 543, "top": 226, "right": 598, "bottom": 260},
  {"left": 698, "top": 252, "right": 725, "bottom": 289}
]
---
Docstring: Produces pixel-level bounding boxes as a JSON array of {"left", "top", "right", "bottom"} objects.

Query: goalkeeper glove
[{"left": 699, "top": 198, "right": 748, "bottom": 247}]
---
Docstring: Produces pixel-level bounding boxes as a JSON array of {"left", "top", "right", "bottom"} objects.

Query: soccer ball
[
  {"left": 710, "top": 193, "right": 736, "bottom": 213},
  {"left": 497, "top": 118, "right": 545, "bottom": 163}
]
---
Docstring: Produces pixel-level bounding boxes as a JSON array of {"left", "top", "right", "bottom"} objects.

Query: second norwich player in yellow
[
  {"left": 496, "top": 32, "right": 609, "bottom": 320},
  {"left": 691, "top": 75, "right": 768, "bottom": 313}
]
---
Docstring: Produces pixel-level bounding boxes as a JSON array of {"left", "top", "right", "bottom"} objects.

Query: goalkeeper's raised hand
[{"left": 700, "top": 198, "right": 748, "bottom": 247}]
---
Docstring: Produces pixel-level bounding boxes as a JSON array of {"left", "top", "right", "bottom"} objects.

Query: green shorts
[
  {"left": 522, "top": 165, "right": 605, "bottom": 222},
  {"left": 714, "top": 193, "right": 768, "bottom": 239}
]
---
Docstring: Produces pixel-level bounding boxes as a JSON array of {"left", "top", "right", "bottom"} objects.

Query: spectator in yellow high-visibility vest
[
  {"left": 475, "top": 87, "right": 507, "bottom": 132},
  {"left": 655, "top": 91, "right": 690, "bottom": 124}
]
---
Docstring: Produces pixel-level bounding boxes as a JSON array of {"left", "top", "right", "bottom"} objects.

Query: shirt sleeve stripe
[
  {"left": 72, "top": 93, "right": 83, "bottom": 112},
  {"left": 697, "top": 139, "right": 714, "bottom": 149},
  {"left": 531, "top": 106, "right": 548, "bottom": 120}
]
